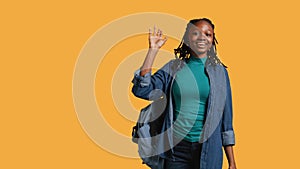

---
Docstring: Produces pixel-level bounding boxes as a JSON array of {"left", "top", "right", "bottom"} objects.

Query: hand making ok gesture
[{"left": 148, "top": 25, "right": 168, "bottom": 49}]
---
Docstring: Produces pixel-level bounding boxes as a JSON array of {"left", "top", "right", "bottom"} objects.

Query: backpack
[{"left": 131, "top": 97, "right": 167, "bottom": 169}]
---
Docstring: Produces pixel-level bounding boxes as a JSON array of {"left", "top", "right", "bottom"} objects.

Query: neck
[{"left": 191, "top": 51, "right": 207, "bottom": 58}]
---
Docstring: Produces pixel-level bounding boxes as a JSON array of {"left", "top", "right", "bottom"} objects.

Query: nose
[{"left": 196, "top": 32, "right": 206, "bottom": 41}]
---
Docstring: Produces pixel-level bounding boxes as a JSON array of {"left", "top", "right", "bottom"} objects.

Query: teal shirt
[{"left": 172, "top": 56, "right": 210, "bottom": 142}]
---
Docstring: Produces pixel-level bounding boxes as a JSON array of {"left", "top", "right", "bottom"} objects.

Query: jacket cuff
[
  {"left": 131, "top": 69, "right": 152, "bottom": 87},
  {"left": 222, "top": 130, "right": 235, "bottom": 146}
]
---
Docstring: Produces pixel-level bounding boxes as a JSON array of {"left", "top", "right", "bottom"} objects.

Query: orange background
[{"left": 1, "top": 0, "right": 300, "bottom": 168}]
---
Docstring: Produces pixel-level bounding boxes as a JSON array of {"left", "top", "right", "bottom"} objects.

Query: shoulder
[
  {"left": 213, "top": 62, "right": 229, "bottom": 74},
  {"left": 158, "top": 59, "right": 178, "bottom": 73},
  {"left": 217, "top": 64, "right": 230, "bottom": 80},
  {"left": 163, "top": 59, "right": 177, "bottom": 67},
  {"left": 207, "top": 62, "right": 227, "bottom": 72},
  {"left": 220, "top": 64, "right": 230, "bottom": 77},
  {"left": 219, "top": 64, "right": 231, "bottom": 82}
]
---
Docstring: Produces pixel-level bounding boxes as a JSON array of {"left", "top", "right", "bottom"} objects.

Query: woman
[{"left": 132, "top": 18, "right": 237, "bottom": 169}]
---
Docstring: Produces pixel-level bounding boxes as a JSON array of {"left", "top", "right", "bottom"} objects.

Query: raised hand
[{"left": 148, "top": 25, "right": 168, "bottom": 49}]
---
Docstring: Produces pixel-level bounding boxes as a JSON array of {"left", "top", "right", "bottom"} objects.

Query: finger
[
  {"left": 163, "top": 36, "right": 168, "bottom": 43},
  {"left": 149, "top": 28, "right": 152, "bottom": 36},
  {"left": 153, "top": 25, "right": 156, "bottom": 35},
  {"left": 158, "top": 29, "right": 162, "bottom": 37},
  {"left": 159, "top": 36, "right": 168, "bottom": 47}
]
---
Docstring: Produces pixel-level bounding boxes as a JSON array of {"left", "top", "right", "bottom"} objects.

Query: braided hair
[{"left": 173, "top": 18, "right": 226, "bottom": 69}]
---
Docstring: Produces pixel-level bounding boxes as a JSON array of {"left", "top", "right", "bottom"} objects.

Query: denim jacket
[{"left": 131, "top": 58, "right": 235, "bottom": 169}]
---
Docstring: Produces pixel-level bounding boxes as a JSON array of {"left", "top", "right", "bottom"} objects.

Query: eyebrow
[{"left": 191, "top": 29, "right": 212, "bottom": 33}]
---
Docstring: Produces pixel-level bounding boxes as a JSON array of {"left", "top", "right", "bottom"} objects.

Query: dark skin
[
  {"left": 187, "top": 21, "right": 214, "bottom": 58},
  {"left": 140, "top": 22, "right": 237, "bottom": 169}
]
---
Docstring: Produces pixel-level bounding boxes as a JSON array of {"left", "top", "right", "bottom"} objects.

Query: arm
[
  {"left": 140, "top": 48, "right": 159, "bottom": 76},
  {"left": 140, "top": 26, "right": 167, "bottom": 76},
  {"left": 222, "top": 68, "right": 237, "bottom": 169},
  {"left": 224, "top": 146, "right": 237, "bottom": 169},
  {"left": 131, "top": 26, "right": 168, "bottom": 100}
]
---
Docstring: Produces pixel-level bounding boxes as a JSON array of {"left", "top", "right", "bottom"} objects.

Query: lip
[
  {"left": 196, "top": 42, "right": 206, "bottom": 47},
  {"left": 197, "top": 43, "right": 205, "bottom": 45}
]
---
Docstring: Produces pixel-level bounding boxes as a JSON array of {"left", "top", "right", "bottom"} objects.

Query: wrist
[
  {"left": 147, "top": 48, "right": 159, "bottom": 58},
  {"left": 148, "top": 46, "right": 160, "bottom": 51},
  {"left": 229, "top": 162, "right": 236, "bottom": 167}
]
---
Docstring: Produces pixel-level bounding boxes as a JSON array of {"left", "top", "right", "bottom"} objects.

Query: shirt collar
[{"left": 189, "top": 55, "right": 207, "bottom": 65}]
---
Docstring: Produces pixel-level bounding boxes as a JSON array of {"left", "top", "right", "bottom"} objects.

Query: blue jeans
[{"left": 164, "top": 139, "right": 202, "bottom": 169}]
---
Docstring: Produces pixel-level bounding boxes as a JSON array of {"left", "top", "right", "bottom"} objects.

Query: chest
[{"left": 172, "top": 64, "right": 210, "bottom": 101}]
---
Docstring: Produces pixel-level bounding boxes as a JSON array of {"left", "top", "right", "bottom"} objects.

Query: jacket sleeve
[
  {"left": 221, "top": 68, "right": 236, "bottom": 146},
  {"left": 131, "top": 60, "right": 173, "bottom": 101}
]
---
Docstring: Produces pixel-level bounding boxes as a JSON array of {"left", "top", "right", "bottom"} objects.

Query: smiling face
[{"left": 187, "top": 20, "right": 214, "bottom": 58}]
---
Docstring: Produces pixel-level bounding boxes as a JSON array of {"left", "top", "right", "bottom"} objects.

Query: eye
[
  {"left": 192, "top": 31, "right": 199, "bottom": 36},
  {"left": 206, "top": 33, "right": 212, "bottom": 37}
]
